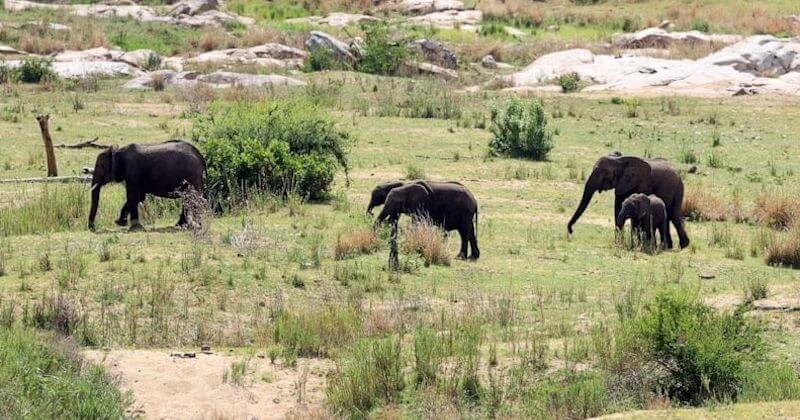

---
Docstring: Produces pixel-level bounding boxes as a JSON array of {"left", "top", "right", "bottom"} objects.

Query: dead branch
[
  {"left": 36, "top": 114, "right": 58, "bottom": 177},
  {"left": 0, "top": 176, "right": 91, "bottom": 184},
  {"left": 54, "top": 137, "right": 109, "bottom": 150}
]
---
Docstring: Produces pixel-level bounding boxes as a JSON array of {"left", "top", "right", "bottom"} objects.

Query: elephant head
[
  {"left": 616, "top": 193, "right": 650, "bottom": 228},
  {"left": 567, "top": 155, "right": 651, "bottom": 234},
  {"left": 88, "top": 146, "right": 122, "bottom": 230},
  {"left": 373, "top": 183, "right": 431, "bottom": 229},
  {"left": 367, "top": 181, "right": 405, "bottom": 215}
]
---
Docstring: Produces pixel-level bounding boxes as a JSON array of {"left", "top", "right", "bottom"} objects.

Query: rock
[
  {"left": 21, "top": 21, "right": 71, "bottom": 32},
  {"left": 51, "top": 61, "right": 142, "bottom": 79},
  {"left": 481, "top": 54, "right": 497, "bottom": 69},
  {"left": 54, "top": 47, "right": 124, "bottom": 62},
  {"left": 349, "top": 37, "right": 366, "bottom": 61},
  {"left": 201, "top": 345, "right": 211, "bottom": 352},
  {"left": 4, "top": 0, "right": 60, "bottom": 12},
  {"left": 412, "top": 39, "right": 457, "bottom": 69},
  {"left": 613, "top": 27, "right": 743, "bottom": 49},
  {"left": 198, "top": 71, "right": 306, "bottom": 87},
  {"left": 504, "top": 26, "right": 527, "bottom": 38},
  {"left": 169, "top": 0, "right": 218, "bottom": 17},
  {"left": 408, "top": 9, "right": 482, "bottom": 30},
  {"left": 72, "top": 3, "right": 158, "bottom": 20},
  {"left": 118, "top": 49, "right": 159, "bottom": 68},
  {"left": 698, "top": 272, "right": 715, "bottom": 279},
  {"left": 0, "top": 44, "right": 25, "bottom": 56},
  {"left": 174, "top": 10, "right": 254, "bottom": 28},
  {"left": 700, "top": 35, "right": 800, "bottom": 76},
  {"left": 658, "top": 20, "right": 672, "bottom": 30},
  {"left": 397, "top": 0, "right": 465, "bottom": 15},
  {"left": 305, "top": 31, "right": 356, "bottom": 66},
  {"left": 287, "top": 12, "right": 380, "bottom": 27},
  {"left": 186, "top": 43, "right": 306, "bottom": 69},
  {"left": 546, "top": 25, "right": 559, "bottom": 31},
  {"left": 404, "top": 61, "right": 458, "bottom": 79}
]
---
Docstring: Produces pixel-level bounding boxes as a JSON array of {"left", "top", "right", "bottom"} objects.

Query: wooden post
[{"left": 36, "top": 114, "right": 58, "bottom": 177}]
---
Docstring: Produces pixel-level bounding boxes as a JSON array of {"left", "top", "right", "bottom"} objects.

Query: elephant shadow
[{"left": 90, "top": 225, "right": 184, "bottom": 234}]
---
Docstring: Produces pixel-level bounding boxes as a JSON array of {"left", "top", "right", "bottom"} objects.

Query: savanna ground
[{"left": 3, "top": 0, "right": 800, "bottom": 418}]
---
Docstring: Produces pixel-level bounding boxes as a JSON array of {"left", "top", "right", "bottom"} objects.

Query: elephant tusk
[{"left": 90, "top": 184, "right": 100, "bottom": 192}]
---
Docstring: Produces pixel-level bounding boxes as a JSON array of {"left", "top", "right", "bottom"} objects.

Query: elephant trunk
[
  {"left": 615, "top": 209, "right": 628, "bottom": 230},
  {"left": 568, "top": 182, "right": 596, "bottom": 234},
  {"left": 88, "top": 183, "right": 101, "bottom": 231}
]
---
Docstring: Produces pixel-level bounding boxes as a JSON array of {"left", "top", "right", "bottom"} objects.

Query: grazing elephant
[
  {"left": 372, "top": 181, "right": 479, "bottom": 260},
  {"left": 617, "top": 193, "right": 669, "bottom": 249},
  {"left": 88, "top": 140, "right": 205, "bottom": 231},
  {"left": 366, "top": 180, "right": 463, "bottom": 215},
  {"left": 566, "top": 154, "right": 689, "bottom": 249}
]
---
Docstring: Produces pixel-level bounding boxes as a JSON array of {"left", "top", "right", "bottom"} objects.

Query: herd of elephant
[{"left": 86, "top": 141, "right": 690, "bottom": 259}]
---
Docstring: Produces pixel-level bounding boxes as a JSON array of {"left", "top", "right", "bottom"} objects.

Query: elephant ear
[
  {"left": 415, "top": 180, "right": 435, "bottom": 197},
  {"left": 615, "top": 157, "right": 651, "bottom": 196},
  {"left": 110, "top": 146, "right": 124, "bottom": 182}
]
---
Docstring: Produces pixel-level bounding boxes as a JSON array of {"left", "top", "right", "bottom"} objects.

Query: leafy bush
[
  {"left": 557, "top": 72, "right": 581, "bottom": 93},
  {"left": 142, "top": 52, "right": 162, "bottom": 72},
  {"left": 192, "top": 99, "right": 351, "bottom": 208},
  {"left": 610, "top": 289, "right": 770, "bottom": 406},
  {"left": 304, "top": 47, "right": 349, "bottom": 72},
  {"left": 358, "top": 22, "right": 409, "bottom": 76},
  {"left": 15, "top": 57, "right": 58, "bottom": 84},
  {"left": 488, "top": 98, "right": 554, "bottom": 161}
]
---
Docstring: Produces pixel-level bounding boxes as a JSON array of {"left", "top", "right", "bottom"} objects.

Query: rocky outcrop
[
  {"left": 394, "top": 0, "right": 465, "bottom": 15},
  {"left": 124, "top": 70, "right": 306, "bottom": 90},
  {"left": 480, "top": 54, "right": 512, "bottom": 70},
  {"left": 404, "top": 61, "right": 458, "bottom": 79},
  {"left": 613, "top": 27, "right": 743, "bottom": 49},
  {"left": 407, "top": 9, "right": 482, "bottom": 31},
  {"left": 305, "top": 31, "right": 357, "bottom": 66},
  {"left": 505, "top": 35, "right": 800, "bottom": 96},
  {"left": 412, "top": 39, "right": 457, "bottom": 69},
  {"left": 118, "top": 49, "right": 160, "bottom": 68},
  {"left": 286, "top": 13, "right": 380, "bottom": 27},
  {"left": 54, "top": 47, "right": 124, "bottom": 62},
  {"left": 0, "top": 44, "right": 26, "bottom": 56},
  {"left": 186, "top": 43, "right": 307, "bottom": 69},
  {"left": 4, "top": 0, "right": 253, "bottom": 28}
]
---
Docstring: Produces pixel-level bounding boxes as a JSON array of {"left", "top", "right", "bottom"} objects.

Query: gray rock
[
  {"left": 169, "top": 0, "right": 218, "bottom": 17},
  {"left": 403, "top": 61, "right": 458, "bottom": 80},
  {"left": 407, "top": 9, "right": 482, "bottom": 31},
  {"left": 126, "top": 70, "right": 305, "bottom": 90},
  {"left": 481, "top": 54, "right": 497, "bottom": 69},
  {"left": 286, "top": 12, "right": 380, "bottom": 27},
  {"left": 186, "top": 43, "right": 306, "bottom": 69},
  {"left": 412, "top": 39, "right": 457, "bottom": 69},
  {"left": 306, "top": 31, "right": 356, "bottom": 65},
  {"left": 118, "top": 49, "right": 159, "bottom": 68}
]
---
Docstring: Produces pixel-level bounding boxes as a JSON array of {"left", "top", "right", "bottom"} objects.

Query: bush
[
  {"left": 402, "top": 219, "right": 451, "bottom": 267},
  {"left": 611, "top": 289, "right": 767, "bottom": 406},
  {"left": 335, "top": 228, "right": 381, "bottom": 259},
  {"left": 304, "top": 48, "right": 349, "bottom": 72},
  {"left": 765, "top": 226, "right": 800, "bottom": 268},
  {"left": 326, "top": 336, "right": 405, "bottom": 416},
  {"left": 681, "top": 189, "right": 727, "bottom": 222},
  {"left": 488, "top": 98, "right": 554, "bottom": 161},
  {"left": 358, "top": 22, "right": 409, "bottom": 76},
  {"left": 557, "top": 72, "right": 580, "bottom": 93},
  {"left": 272, "top": 302, "right": 363, "bottom": 357},
  {"left": 192, "top": 99, "right": 351, "bottom": 208},
  {"left": 753, "top": 193, "right": 798, "bottom": 230},
  {"left": 142, "top": 52, "right": 162, "bottom": 72},
  {"left": 15, "top": 57, "right": 58, "bottom": 84}
]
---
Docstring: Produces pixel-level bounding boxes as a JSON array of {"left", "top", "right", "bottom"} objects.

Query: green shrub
[
  {"left": 192, "top": 99, "right": 351, "bottom": 208},
  {"left": 304, "top": 48, "right": 349, "bottom": 72},
  {"left": 15, "top": 57, "right": 58, "bottom": 84},
  {"left": 557, "top": 72, "right": 581, "bottom": 93},
  {"left": 142, "top": 52, "right": 162, "bottom": 72},
  {"left": 358, "top": 22, "right": 409, "bottom": 76},
  {"left": 0, "top": 328, "right": 129, "bottom": 418},
  {"left": 488, "top": 98, "right": 554, "bottom": 161},
  {"left": 326, "top": 336, "right": 405, "bottom": 417},
  {"left": 611, "top": 289, "right": 768, "bottom": 406},
  {"left": 520, "top": 372, "right": 610, "bottom": 419}
]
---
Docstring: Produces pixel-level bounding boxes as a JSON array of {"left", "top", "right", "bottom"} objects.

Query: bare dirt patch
[{"left": 84, "top": 349, "right": 333, "bottom": 419}]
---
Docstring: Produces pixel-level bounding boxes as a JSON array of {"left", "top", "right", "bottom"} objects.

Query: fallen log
[
  {"left": 0, "top": 175, "right": 91, "bottom": 184},
  {"left": 54, "top": 138, "right": 109, "bottom": 150}
]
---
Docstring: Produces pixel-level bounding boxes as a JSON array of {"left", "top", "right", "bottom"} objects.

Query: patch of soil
[{"left": 84, "top": 349, "right": 333, "bottom": 419}]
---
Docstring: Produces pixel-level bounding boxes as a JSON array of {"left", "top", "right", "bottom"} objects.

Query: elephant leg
[
  {"left": 670, "top": 208, "right": 690, "bottom": 249},
  {"left": 614, "top": 195, "right": 624, "bottom": 230},
  {"left": 457, "top": 231, "right": 468, "bottom": 260},
  {"left": 127, "top": 190, "right": 144, "bottom": 231},
  {"left": 115, "top": 202, "right": 129, "bottom": 227},
  {"left": 659, "top": 221, "right": 669, "bottom": 249},
  {"left": 388, "top": 219, "right": 399, "bottom": 270},
  {"left": 467, "top": 222, "right": 479, "bottom": 260}
]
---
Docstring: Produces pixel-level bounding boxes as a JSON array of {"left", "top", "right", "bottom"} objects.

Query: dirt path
[{"left": 84, "top": 349, "right": 333, "bottom": 419}]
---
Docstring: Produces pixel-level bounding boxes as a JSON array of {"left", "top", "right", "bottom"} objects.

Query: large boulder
[
  {"left": 407, "top": 10, "right": 482, "bottom": 31},
  {"left": 412, "top": 39, "right": 457, "bottom": 69},
  {"left": 125, "top": 70, "right": 306, "bottom": 90},
  {"left": 54, "top": 47, "right": 124, "bottom": 62},
  {"left": 124, "top": 70, "right": 199, "bottom": 90},
  {"left": 51, "top": 61, "right": 142, "bottom": 79},
  {"left": 397, "top": 0, "right": 464, "bottom": 15},
  {"left": 173, "top": 10, "right": 255, "bottom": 28},
  {"left": 613, "top": 27, "right": 742, "bottom": 49},
  {"left": 118, "top": 49, "right": 160, "bottom": 68},
  {"left": 305, "top": 31, "right": 357, "bottom": 66},
  {"left": 286, "top": 13, "right": 380, "bottom": 27},
  {"left": 0, "top": 44, "right": 25, "bottom": 56},
  {"left": 700, "top": 35, "right": 800, "bottom": 75},
  {"left": 169, "top": 0, "right": 218, "bottom": 17},
  {"left": 186, "top": 43, "right": 306, "bottom": 69},
  {"left": 403, "top": 61, "right": 458, "bottom": 80}
]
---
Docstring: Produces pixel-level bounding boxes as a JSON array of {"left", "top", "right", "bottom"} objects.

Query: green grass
[
  {"left": 0, "top": 327, "right": 129, "bottom": 418},
  {"left": 1, "top": 74, "right": 800, "bottom": 416}
]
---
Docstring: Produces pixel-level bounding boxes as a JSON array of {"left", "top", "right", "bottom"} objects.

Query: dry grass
[
  {"left": 753, "top": 193, "right": 799, "bottom": 230},
  {"left": 765, "top": 226, "right": 800, "bottom": 269},
  {"left": 192, "top": 29, "right": 237, "bottom": 52},
  {"left": 401, "top": 220, "right": 450, "bottom": 267},
  {"left": 335, "top": 228, "right": 381, "bottom": 260},
  {"left": 681, "top": 189, "right": 727, "bottom": 222}
]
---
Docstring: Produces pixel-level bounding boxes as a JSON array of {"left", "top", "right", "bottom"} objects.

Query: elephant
[
  {"left": 566, "top": 154, "right": 689, "bottom": 249},
  {"left": 88, "top": 140, "right": 206, "bottom": 231},
  {"left": 366, "top": 180, "right": 463, "bottom": 216},
  {"left": 617, "top": 193, "right": 669, "bottom": 249},
  {"left": 371, "top": 181, "right": 479, "bottom": 260}
]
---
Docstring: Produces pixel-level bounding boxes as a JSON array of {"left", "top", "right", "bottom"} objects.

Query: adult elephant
[
  {"left": 88, "top": 140, "right": 205, "bottom": 231},
  {"left": 371, "top": 181, "right": 479, "bottom": 260},
  {"left": 566, "top": 154, "right": 689, "bottom": 249}
]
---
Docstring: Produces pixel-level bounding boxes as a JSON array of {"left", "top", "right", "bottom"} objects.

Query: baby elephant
[{"left": 616, "top": 193, "right": 669, "bottom": 249}]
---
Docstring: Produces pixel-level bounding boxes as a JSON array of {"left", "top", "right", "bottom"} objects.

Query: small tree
[
  {"left": 358, "top": 22, "right": 408, "bottom": 76},
  {"left": 488, "top": 98, "right": 554, "bottom": 161}
]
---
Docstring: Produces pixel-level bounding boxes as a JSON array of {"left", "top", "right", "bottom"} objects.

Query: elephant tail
[{"left": 474, "top": 207, "right": 479, "bottom": 236}]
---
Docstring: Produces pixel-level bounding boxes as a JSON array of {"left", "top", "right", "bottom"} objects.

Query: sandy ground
[{"left": 84, "top": 349, "right": 333, "bottom": 420}]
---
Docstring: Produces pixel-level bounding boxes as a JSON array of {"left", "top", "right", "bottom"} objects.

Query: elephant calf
[
  {"left": 617, "top": 193, "right": 669, "bottom": 249},
  {"left": 88, "top": 140, "right": 206, "bottom": 231},
  {"left": 369, "top": 180, "right": 479, "bottom": 260}
]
